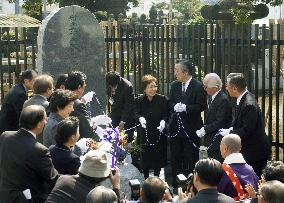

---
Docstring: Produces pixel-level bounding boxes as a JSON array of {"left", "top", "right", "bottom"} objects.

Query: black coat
[
  {"left": 0, "top": 83, "right": 27, "bottom": 134},
  {"left": 135, "top": 94, "right": 169, "bottom": 169},
  {"left": 71, "top": 99, "right": 99, "bottom": 141},
  {"left": 46, "top": 175, "right": 96, "bottom": 203},
  {"left": 169, "top": 78, "right": 207, "bottom": 177},
  {"left": 169, "top": 78, "right": 207, "bottom": 144},
  {"left": 49, "top": 145, "right": 81, "bottom": 175},
  {"left": 108, "top": 77, "right": 135, "bottom": 127},
  {"left": 231, "top": 91, "right": 270, "bottom": 164},
  {"left": 184, "top": 188, "right": 235, "bottom": 203},
  {"left": 0, "top": 129, "right": 59, "bottom": 203},
  {"left": 204, "top": 91, "right": 232, "bottom": 161}
]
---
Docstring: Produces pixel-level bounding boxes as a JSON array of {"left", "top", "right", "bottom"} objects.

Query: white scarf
[{"left": 223, "top": 153, "right": 246, "bottom": 164}]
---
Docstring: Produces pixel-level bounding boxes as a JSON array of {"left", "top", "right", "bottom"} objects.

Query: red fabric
[{"left": 222, "top": 163, "right": 248, "bottom": 200}]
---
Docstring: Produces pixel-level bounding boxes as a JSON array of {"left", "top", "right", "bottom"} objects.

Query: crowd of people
[{"left": 0, "top": 59, "right": 283, "bottom": 203}]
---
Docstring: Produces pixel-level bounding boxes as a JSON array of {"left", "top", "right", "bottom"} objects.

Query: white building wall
[{"left": 0, "top": 0, "right": 25, "bottom": 14}]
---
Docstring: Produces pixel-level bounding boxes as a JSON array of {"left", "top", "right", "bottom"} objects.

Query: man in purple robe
[{"left": 218, "top": 134, "right": 259, "bottom": 200}]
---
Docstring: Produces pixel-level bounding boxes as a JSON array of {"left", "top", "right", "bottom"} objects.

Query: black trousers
[{"left": 170, "top": 136, "right": 199, "bottom": 187}]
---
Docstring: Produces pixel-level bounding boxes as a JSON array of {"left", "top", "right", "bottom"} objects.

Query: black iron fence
[
  {"left": 105, "top": 23, "right": 283, "bottom": 161},
  {"left": 0, "top": 27, "right": 37, "bottom": 100},
  {"left": 0, "top": 23, "right": 283, "bottom": 160}
]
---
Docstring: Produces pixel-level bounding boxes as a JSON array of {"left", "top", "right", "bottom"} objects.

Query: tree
[
  {"left": 8, "top": 0, "right": 55, "bottom": 19},
  {"left": 9, "top": 0, "right": 139, "bottom": 20},
  {"left": 200, "top": 0, "right": 283, "bottom": 24},
  {"left": 154, "top": 0, "right": 205, "bottom": 24},
  {"left": 56, "top": 0, "right": 139, "bottom": 19}
]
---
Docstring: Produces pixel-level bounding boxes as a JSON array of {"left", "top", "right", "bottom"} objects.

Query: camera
[
  {"left": 129, "top": 179, "right": 141, "bottom": 200},
  {"left": 176, "top": 173, "right": 193, "bottom": 192}
]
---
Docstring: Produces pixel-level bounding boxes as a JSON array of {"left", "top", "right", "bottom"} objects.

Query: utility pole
[
  {"left": 169, "top": 0, "right": 173, "bottom": 24},
  {"left": 15, "top": 0, "right": 20, "bottom": 14},
  {"left": 43, "top": 0, "right": 47, "bottom": 19}
]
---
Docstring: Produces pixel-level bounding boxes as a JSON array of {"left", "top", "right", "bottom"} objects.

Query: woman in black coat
[
  {"left": 49, "top": 116, "right": 81, "bottom": 175},
  {"left": 135, "top": 75, "right": 169, "bottom": 179}
]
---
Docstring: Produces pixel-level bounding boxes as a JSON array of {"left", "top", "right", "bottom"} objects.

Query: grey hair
[
  {"left": 203, "top": 73, "right": 222, "bottom": 89},
  {"left": 221, "top": 134, "right": 241, "bottom": 153},
  {"left": 226, "top": 72, "right": 243, "bottom": 83},
  {"left": 260, "top": 180, "right": 284, "bottom": 203},
  {"left": 86, "top": 186, "right": 117, "bottom": 203}
]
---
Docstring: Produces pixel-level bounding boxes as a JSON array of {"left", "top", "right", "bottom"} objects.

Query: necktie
[
  {"left": 182, "top": 83, "right": 186, "bottom": 93},
  {"left": 207, "top": 96, "right": 212, "bottom": 108}
]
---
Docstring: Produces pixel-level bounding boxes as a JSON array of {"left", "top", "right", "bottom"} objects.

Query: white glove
[
  {"left": 157, "top": 120, "right": 166, "bottom": 132},
  {"left": 219, "top": 127, "right": 233, "bottom": 137},
  {"left": 174, "top": 103, "right": 181, "bottom": 112},
  {"left": 139, "top": 117, "right": 146, "bottom": 128},
  {"left": 82, "top": 91, "right": 94, "bottom": 103},
  {"left": 196, "top": 127, "right": 206, "bottom": 138},
  {"left": 176, "top": 103, "right": 186, "bottom": 112},
  {"left": 91, "top": 115, "right": 112, "bottom": 126},
  {"left": 95, "top": 126, "right": 105, "bottom": 139}
]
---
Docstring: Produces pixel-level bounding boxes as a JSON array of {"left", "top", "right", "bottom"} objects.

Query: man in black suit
[
  {"left": 106, "top": 71, "right": 135, "bottom": 141},
  {"left": 169, "top": 60, "right": 207, "bottom": 187},
  {"left": 221, "top": 73, "right": 270, "bottom": 177},
  {"left": 0, "top": 69, "right": 37, "bottom": 134},
  {"left": 0, "top": 105, "right": 58, "bottom": 203},
  {"left": 178, "top": 159, "right": 235, "bottom": 203},
  {"left": 65, "top": 71, "right": 111, "bottom": 141},
  {"left": 196, "top": 73, "right": 232, "bottom": 162}
]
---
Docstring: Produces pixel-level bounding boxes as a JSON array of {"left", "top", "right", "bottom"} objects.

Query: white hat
[{"left": 79, "top": 150, "right": 111, "bottom": 178}]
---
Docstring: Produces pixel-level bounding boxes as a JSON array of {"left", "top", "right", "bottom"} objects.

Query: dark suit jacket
[
  {"left": 49, "top": 145, "right": 80, "bottom": 175},
  {"left": 71, "top": 99, "right": 99, "bottom": 141},
  {"left": 0, "top": 129, "right": 59, "bottom": 203},
  {"left": 186, "top": 188, "right": 235, "bottom": 203},
  {"left": 169, "top": 78, "right": 207, "bottom": 142},
  {"left": 231, "top": 91, "right": 270, "bottom": 163},
  {"left": 0, "top": 83, "right": 27, "bottom": 134},
  {"left": 204, "top": 91, "right": 232, "bottom": 153},
  {"left": 108, "top": 77, "right": 135, "bottom": 127},
  {"left": 46, "top": 175, "right": 97, "bottom": 203},
  {"left": 23, "top": 94, "right": 49, "bottom": 112}
]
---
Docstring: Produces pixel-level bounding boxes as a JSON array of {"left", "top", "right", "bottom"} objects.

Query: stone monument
[{"left": 37, "top": 5, "right": 106, "bottom": 115}]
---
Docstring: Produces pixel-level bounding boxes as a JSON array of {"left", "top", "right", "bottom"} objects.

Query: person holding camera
[
  {"left": 178, "top": 158, "right": 235, "bottom": 203},
  {"left": 127, "top": 176, "right": 172, "bottom": 203},
  {"left": 46, "top": 150, "right": 120, "bottom": 203}
]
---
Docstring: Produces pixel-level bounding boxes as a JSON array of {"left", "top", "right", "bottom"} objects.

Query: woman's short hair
[
  {"left": 49, "top": 89, "right": 77, "bottom": 113},
  {"left": 86, "top": 186, "right": 117, "bottom": 203},
  {"left": 141, "top": 75, "right": 157, "bottom": 91},
  {"left": 55, "top": 116, "right": 79, "bottom": 146}
]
